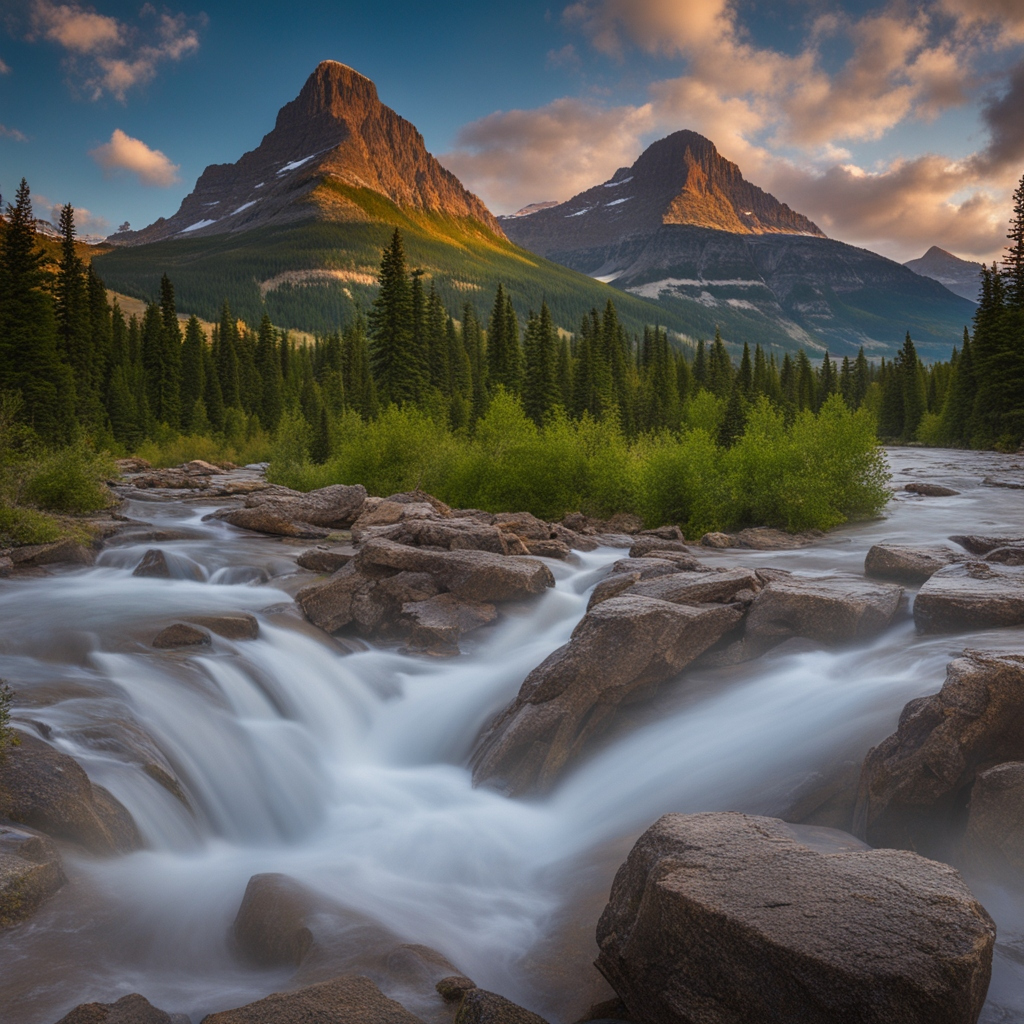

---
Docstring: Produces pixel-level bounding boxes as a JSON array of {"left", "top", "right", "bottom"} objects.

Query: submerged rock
[
  {"left": 865, "top": 543, "right": 962, "bottom": 584},
  {"left": 185, "top": 614, "right": 260, "bottom": 641},
  {"left": 152, "top": 623, "right": 211, "bottom": 649},
  {"left": 54, "top": 993, "right": 177, "bottom": 1024},
  {"left": 132, "top": 549, "right": 171, "bottom": 578},
  {"left": 232, "top": 872, "right": 316, "bottom": 967},
  {"left": 471, "top": 596, "right": 742, "bottom": 795},
  {"left": 985, "top": 545, "right": 1024, "bottom": 566},
  {"left": 596, "top": 812, "right": 994, "bottom": 1024},
  {"left": 964, "top": 762, "right": 1024, "bottom": 877},
  {"left": 199, "top": 975, "right": 423, "bottom": 1024},
  {"left": 913, "top": 561, "right": 1024, "bottom": 632},
  {"left": 854, "top": 651, "right": 1024, "bottom": 854},
  {"left": 905, "top": 482, "right": 959, "bottom": 496},
  {"left": 0, "top": 822, "right": 65, "bottom": 927},
  {"left": 0, "top": 732, "right": 141, "bottom": 855}
]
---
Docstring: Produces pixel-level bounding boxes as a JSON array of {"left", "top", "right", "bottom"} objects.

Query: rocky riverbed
[{"left": 0, "top": 447, "right": 1023, "bottom": 1023}]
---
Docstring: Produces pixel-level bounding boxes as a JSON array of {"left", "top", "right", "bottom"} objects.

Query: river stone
[
  {"left": 864, "top": 543, "right": 962, "bottom": 584},
  {"left": 521, "top": 539, "right": 571, "bottom": 560},
  {"left": 699, "top": 532, "right": 733, "bottom": 548},
  {"left": 590, "top": 567, "right": 761, "bottom": 611},
  {"left": 54, "top": 993, "right": 176, "bottom": 1024},
  {"left": 297, "top": 548, "right": 354, "bottom": 573},
  {"left": 950, "top": 534, "right": 1024, "bottom": 555},
  {"left": 152, "top": 623, "right": 211, "bottom": 648},
  {"left": 905, "top": 482, "right": 960, "bottom": 496},
  {"left": 0, "top": 731, "right": 142, "bottom": 855},
  {"left": 131, "top": 549, "right": 171, "bottom": 578},
  {"left": 963, "top": 762, "right": 1024, "bottom": 876},
  {"left": 9, "top": 539, "right": 95, "bottom": 568},
  {"left": 0, "top": 822, "right": 65, "bottom": 927},
  {"left": 734, "top": 526, "right": 817, "bottom": 549},
  {"left": 471, "top": 596, "right": 743, "bottom": 795},
  {"left": 595, "top": 812, "right": 995, "bottom": 1024},
  {"left": 355, "top": 538, "right": 555, "bottom": 603},
  {"left": 854, "top": 651, "right": 1024, "bottom": 854},
  {"left": 454, "top": 990, "right": 550, "bottom": 1024},
  {"left": 223, "top": 484, "right": 367, "bottom": 537},
  {"left": 628, "top": 537, "right": 691, "bottom": 558},
  {"left": 913, "top": 561, "right": 1024, "bottom": 632},
  {"left": 985, "top": 545, "right": 1024, "bottom": 566},
  {"left": 232, "top": 872, "right": 317, "bottom": 967},
  {"left": 437, "top": 977, "right": 478, "bottom": 1003},
  {"left": 400, "top": 594, "right": 497, "bottom": 655},
  {"left": 370, "top": 520, "right": 513, "bottom": 555},
  {"left": 199, "top": 975, "right": 424, "bottom": 1024},
  {"left": 185, "top": 614, "right": 259, "bottom": 641},
  {"left": 743, "top": 576, "right": 903, "bottom": 649},
  {"left": 491, "top": 511, "right": 557, "bottom": 540}
]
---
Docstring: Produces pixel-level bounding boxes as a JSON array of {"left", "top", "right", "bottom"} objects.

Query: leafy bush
[
  {"left": 0, "top": 501, "right": 62, "bottom": 546},
  {"left": 21, "top": 443, "right": 117, "bottom": 513}
]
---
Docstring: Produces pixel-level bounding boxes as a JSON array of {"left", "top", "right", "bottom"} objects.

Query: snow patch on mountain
[{"left": 181, "top": 219, "right": 218, "bottom": 233}]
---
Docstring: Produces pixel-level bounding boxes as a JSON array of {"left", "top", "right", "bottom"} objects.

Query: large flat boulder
[
  {"left": 914, "top": 561, "right": 1024, "bottom": 632},
  {"left": 596, "top": 812, "right": 995, "bottom": 1024},
  {"left": 854, "top": 652, "right": 1024, "bottom": 854},
  {"left": 0, "top": 822, "right": 65, "bottom": 927},
  {"left": 400, "top": 594, "right": 497, "bottom": 656},
  {"left": 865, "top": 544, "right": 962, "bottom": 585},
  {"left": 743, "top": 576, "right": 903, "bottom": 649},
  {"left": 355, "top": 539, "right": 554, "bottom": 603},
  {"left": 368, "top": 520, "right": 513, "bottom": 555},
  {"left": 471, "top": 596, "right": 742, "bottom": 795},
  {"left": 199, "top": 975, "right": 424, "bottom": 1024},
  {"left": 589, "top": 566, "right": 761, "bottom": 611},
  {"left": 0, "top": 732, "right": 141, "bottom": 855},
  {"left": 223, "top": 484, "right": 367, "bottom": 537}
]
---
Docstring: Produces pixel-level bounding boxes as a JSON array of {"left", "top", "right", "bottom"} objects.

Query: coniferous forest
[{"left": 2, "top": 174, "right": 1023, "bottom": 545}]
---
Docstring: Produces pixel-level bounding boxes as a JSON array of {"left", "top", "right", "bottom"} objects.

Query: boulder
[
  {"left": 985, "top": 545, "right": 1024, "bottom": 566},
  {"left": 0, "top": 731, "right": 142, "bottom": 855},
  {"left": 743, "top": 576, "right": 903, "bottom": 649},
  {"left": 152, "top": 623, "right": 211, "bottom": 649},
  {"left": 199, "top": 975, "right": 424, "bottom": 1024},
  {"left": 132, "top": 550, "right": 171, "bottom": 578},
  {"left": 223, "top": 484, "right": 367, "bottom": 537},
  {"left": 116, "top": 457, "right": 152, "bottom": 474},
  {"left": 854, "top": 651, "right": 1024, "bottom": 854},
  {"left": 436, "top": 977, "right": 478, "bottom": 1003},
  {"left": 400, "top": 594, "right": 497, "bottom": 655},
  {"left": 369, "top": 520, "right": 512, "bottom": 555},
  {"left": 10, "top": 539, "right": 94, "bottom": 568},
  {"left": 627, "top": 537, "right": 690, "bottom": 558},
  {"left": 864, "top": 543, "right": 962, "bottom": 584},
  {"left": 471, "top": 597, "right": 742, "bottom": 795},
  {"left": 913, "top": 561, "right": 1024, "bottom": 632},
  {"left": 964, "top": 762, "right": 1024, "bottom": 876},
  {"left": 733, "top": 526, "right": 818, "bottom": 549},
  {"left": 350, "top": 500, "right": 446, "bottom": 540},
  {"left": 586, "top": 572, "right": 644, "bottom": 610},
  {"left": 905, "top": 482, "right": 959, "bottom": 496},
  {"left": 453, "top": 990, "right": 549, "bottom": 1024},
  {"left": 699, "top": 532, "right": 732, "bottom": 548},
  {"left": 950, "top": 534, "right": 1024, "bottom": 555},
  {"left": 355, "top": 539, "right": 555, "bottom": 603},
  {"left": 297, "top": 548, "right": 354, "bottom": 573},
  {"left": 232, "top": 872, "right": 317, "bottom": 967},
  {"left": 521, "top": 539, "right": 571, "bottom": 560},
  {"left": 608, "top": 556, "right": 698, "bottom": 577},
  {"left": 595, "top": 812, "right": 995, "bottom": 1024},
  {"left": 54, "top": 993, "right": 176, "bottom": 1024},
  {"left": 183, "top": 460, "right": 223, "bottom": 476},
  {"left": 492, "top": 512, "right": 557, "bottom": 541},
  {"left": 983, "top": 476, "right": 1024, "bottom": 490},
  {"left": 0, "top": 822, "right": 65, "bottom": 927},
  {"left": 185, "top": 614, "right": 259, "bottom": 641},
  {"left": 589, "top": 567, "right": 761, "bottom": 611}
]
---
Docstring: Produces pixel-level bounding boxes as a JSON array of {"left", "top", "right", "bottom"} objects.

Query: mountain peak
[{"left": 113, "top": 61, "right": 503, "bottom": 245}]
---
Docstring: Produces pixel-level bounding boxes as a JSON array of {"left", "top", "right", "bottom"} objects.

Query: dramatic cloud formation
[
  {"left": 0, "top": 124, "right": 28, "bottom": 142},
  {"left": 89, "top": 129, "right": 179, "bottom": 186},
  {"left": 28, "top": 0, "right": 202, "bottom": 101},
  {"left": 443, "top": 98, "right": 653, "bottom": 212},
  {"left": 449, "top": 0, "right": 1024, "bottom": 260}
]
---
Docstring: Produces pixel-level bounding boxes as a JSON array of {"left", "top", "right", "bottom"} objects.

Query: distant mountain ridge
[
  {"left": 903, "top": 246, "right": 983, "bottom": 303},
  {"left": 502, "top": 132, "right": 974, "bottom": 358},
  {"left": 110, "top": 60, "right": 503, "bottom": 245}
]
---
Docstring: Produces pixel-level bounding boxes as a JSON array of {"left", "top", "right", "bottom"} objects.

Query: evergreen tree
[
  {"left": 343, "top": 316, "right": 379, "bottom": 420},
  {"left": 256, "top": 314, "right": 284, "bottom": 431},
  {"left": 853, "top": 348, "right": 870, "bottom": 408},
  {"left": 54, "top": 203, "right": 96, "bottom": 422},
  {"left": 425, "top": 283, "right": 450, "bottom": 393},
  {"left": 310, "top": 406, "right": 330, "bottom": 465},
  {"left": 898, "top": 332, "right": 926, "bottom": 440},
  {"left": 522, "top": 302, "right": 560, "bottom": 424},
  {"left": 707, "top": 330, "right": 733, "bottom": 398},
  {"left": 180, "top": 316, "right": 206, "bottom": 430},
  {"left": 368, "top": 229, "right": 420, "bottom": 405},
  {"left": 693, "top": 339, "right": 708, "bottom": 390},
  {"left": 215, "top": 301, "right": 241, "bottom": 409}
]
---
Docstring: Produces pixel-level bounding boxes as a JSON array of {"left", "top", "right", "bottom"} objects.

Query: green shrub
[
  {"left": 22, "top": 443, "right": 117, "bottom": 513},
  {"left": 0, "top": 501, "right": 62, "bottom": 546},
  {"left": 0, "top": 680, "right": 19, "bottom": 762}
]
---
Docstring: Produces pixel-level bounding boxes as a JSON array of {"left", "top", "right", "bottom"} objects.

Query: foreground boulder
[
  {"left": 964, "top": 762, "right": 1024, "bottom": 877},
  {"left": 914, "top": 561, "right": 1024, "bottom": 632},
  {"left": 200, "top": 975, "right": 423, "bottom": 1024},
  {"left": 8, "top": 539, "right": 94, "bottom": 569},
  {"left": 596, "top": 812, "right": 994, "bottom": 1024},
  {"left": 743, "top": 576, "right": 903, "bottom": 650},
  {"left": 55, "top": 993, "right": 177, "bottom": 1024},
  {"left": 232, "top": 872, "right": 318, "bottom": 967},
  {"left": 854, "top": 652, "right": 1024, "bottom": 854},
  {"left": 0, "top": 732, "right": 141, "bottom": 855},
  {"left": 222, "top": 484, "right": 367, "bottom": 538},
  {"left": 471, "top": 596, "right": 742, "bottom": 795},
  {"left": 864, "top": 543, "right": 962, "bottom": 585},
  {"left": 0, "top": 822, "right": 65, "bottom": 926},
  {"left": 453, "top": 990, "right": 549, "bottom": 1024}
]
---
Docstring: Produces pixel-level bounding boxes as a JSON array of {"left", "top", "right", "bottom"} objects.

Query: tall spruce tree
[{"left": 368, "top": 229, "right": 420, "bottom": 405}]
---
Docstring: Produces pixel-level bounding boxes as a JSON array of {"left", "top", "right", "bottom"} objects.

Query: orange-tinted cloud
[{"left": 89, "top": 129, "right": 180, "bottom": 187}]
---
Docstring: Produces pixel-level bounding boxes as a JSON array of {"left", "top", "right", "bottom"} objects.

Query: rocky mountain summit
[
  {"left": 110, "top": 61, "right": 503, "bottom": 246},
  {"left": 904, "top": 246, "right": 983, "bottom": 303}
]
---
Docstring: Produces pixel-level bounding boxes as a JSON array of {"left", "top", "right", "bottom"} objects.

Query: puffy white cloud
[
  {"left": 441, "top": 98, "right": 654, "bottom": 213},
  {"left": 28, "top": 0, "right": 201, "bottom": 101},
  {"left": 89, "top": 129, "right": 180, "bottom": 187}
]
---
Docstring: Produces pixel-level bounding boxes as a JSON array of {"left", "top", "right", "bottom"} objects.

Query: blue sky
[{"left": 2, "top": 0, "right": 1023, "bottom": 262}]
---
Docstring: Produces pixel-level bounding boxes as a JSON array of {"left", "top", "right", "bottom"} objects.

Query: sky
[{"left": 1, "top": 0, "right": 1023, "bottom": 263}]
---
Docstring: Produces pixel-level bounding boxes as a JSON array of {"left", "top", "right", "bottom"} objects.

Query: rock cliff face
[{"left": 111, "top": 61, "right": 503, "bottom": 245}]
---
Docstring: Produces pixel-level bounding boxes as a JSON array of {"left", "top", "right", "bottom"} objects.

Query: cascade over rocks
[
  {"left": 595, "top": 812, "right": 995, "bottom": 1024},
  {"left": 914, "top": 562, "right": 1024, "bottom": 631},
  {"left": 855, "top": 651, "right": 1024, "bottom": 855},
  {"left": 471, "top": 596, "right": 742, "bottom": 795},
  {"left": 0, "top": 732, "right": 142, "bottom": 855},
  {"left": 0, "top": 822, "right": 65, "bottom": 927},
  {"left": 865, "top": 543, "right": 962, "bottom": 584}
]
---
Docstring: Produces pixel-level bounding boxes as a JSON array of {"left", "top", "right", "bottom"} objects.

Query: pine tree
[
  {"left": 425, "top": 283, "right": 450, "bottom": 393},
  {"left": 940, "top": 327, "right": 976, "bottom": 445},
  {"left": 898, "top": 332, "right": 926, "bottom": 440},
  {"left": 1004, "top": 172, "right": 1024, "bottom": 309},
  {"left": 693, "top": 339, "right": 708, "bottom": 390},
  {"left": 853, "top": 348, "right": 870, "bottom": 408},
  {"left": 180, "top": 316, "right": 206, "bottom": 430},
  {"left": 707, "top": 330, "right": 733, "bottom": 398},
  {"left": 215, "top": 301, "right": 241, "bottom": 409},
  {"left": 54, "top": 203, "right": 95, "bottom": 423},
  {"left": 522, "top": 302, "right": 560, "bottom": 424},
  {"left": 343, "top": 316, "right": 378, "bottom": 420},
  {"left": 462, "top": 301, "right": 488, "bottom": 422},
  {"left": 310, "top": 406, "right": 330, "bottom": 465},
  {"left": 256, "top": 314, "right": 284, "bottom": 431},
  {"left": 368, "top": 229, "right": 419, "bottom": 405}
]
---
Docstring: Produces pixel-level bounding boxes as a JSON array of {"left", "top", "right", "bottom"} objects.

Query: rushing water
[{"left": 1, "top": 447, "right": 1023, "bottom": 1023}]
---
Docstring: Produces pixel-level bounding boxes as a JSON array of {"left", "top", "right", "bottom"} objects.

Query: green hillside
[{"left": 93, "top": 184, "right": 691, "bottom": 337}]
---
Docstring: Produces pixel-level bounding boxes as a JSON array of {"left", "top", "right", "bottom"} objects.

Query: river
[{"left": 1, "top": 446, "right": 1022, "bottom": 1023}]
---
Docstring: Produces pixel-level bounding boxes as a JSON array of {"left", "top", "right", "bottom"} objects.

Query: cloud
[
  {"left": 28, "top": 0, "right": 202, "bottom": 101},
  {"left": 89, "top": 129, "right": 179, "bottom": 186},
  {"left": 33, "top": 193, "right": 110, "bottom": 235},
  {"left": 976, "top": 57, "right": 1024, "bottom": 175},
  {"left": 441, "top": 98, "right": 654, "bottom": 213},
  {"left": 938, "top": 0, "right": 1024, "bottom": 44},
  {"left": 0, "top": 58, "right": 11, "bottom": 74},
  {"left": 0, "top": 124, "right": 28, "bottom": 142}
]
